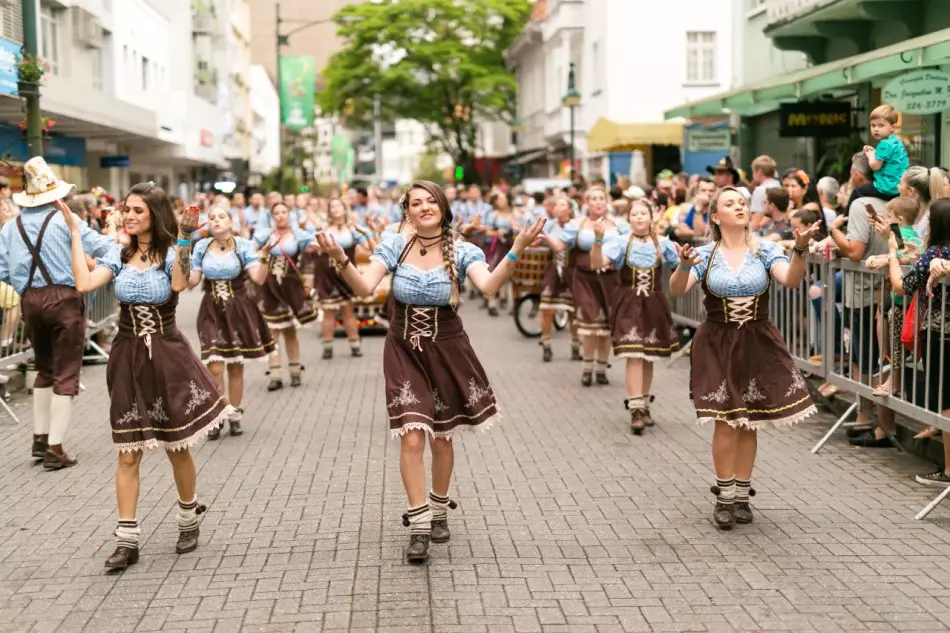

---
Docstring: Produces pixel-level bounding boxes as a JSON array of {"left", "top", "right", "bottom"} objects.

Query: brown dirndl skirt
[
  {"left": 109, "top": 298, "right": 233, "bottom": 453},
  {"left": 313, "top": 249, "right": 355, "bottom": 310},
  {"left": 487, "top": 234, "right": 514, "bottom": 270},
  {"left": 611, "top": 290, "right": 678, "bottom": 360},
  {"left": 540, "top": 261, "right": 574, "bottom": 312},
  {"left": 572, "top": 268, "right": 619, "bottom": 337},
  {"left": 383, "top": 301, "right": 500, "bottom": 439},
  {"left": 258, "top": 261, "right": 318, "bottom": 329},
  {"left": 197, "top": 276, "right": 276, "bottom": 364},
  {"left": 689, "top": 319, "right": 816, "bottom": 429}
]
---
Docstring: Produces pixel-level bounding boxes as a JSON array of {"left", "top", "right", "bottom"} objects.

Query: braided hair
[{"left": 395, "top": 180, "right": 460, "bottom": 307}]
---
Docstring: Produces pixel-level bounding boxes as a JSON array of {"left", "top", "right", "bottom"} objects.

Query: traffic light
[
  {"left": 301, "top": 186, "right": 309, "bottom": 193},
  {"left": 454, "top": 166, "right": 464, "bottom": 181}
]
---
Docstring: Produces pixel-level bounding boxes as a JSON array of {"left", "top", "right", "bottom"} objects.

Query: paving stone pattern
[{"left": 3, "top": 293, "right": 950, "bottom": 632}]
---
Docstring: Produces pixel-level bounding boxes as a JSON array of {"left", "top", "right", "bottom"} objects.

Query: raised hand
[
  {"left": 180, "top": 205, "right": 202, "bottom": 236},
  {"left": 54, "top": 199, "right": 79, "bottom": 232},
  {"left": 794, "top": 220, "right": 822, "bottom": 249},
  {"left": 592, "top": 217, "right": 607, "bottom": 241},
  {"left": 316, "top": 231, "right": 346, "bottom": 262},
  {"left": 675, "top": 242, "right": 701, "bottom": 270},
  {"left": 512, "top": 216, "right": 546, "bottom": 253}
]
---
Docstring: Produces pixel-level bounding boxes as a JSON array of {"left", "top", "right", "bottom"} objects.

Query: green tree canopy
[{"left": 318, "top": 0, "right": 532, "bottom": 182}]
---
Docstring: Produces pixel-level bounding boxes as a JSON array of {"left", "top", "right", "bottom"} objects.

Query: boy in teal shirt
[{"left": 846, "top": 104, "right": 909, "bottom": 209}]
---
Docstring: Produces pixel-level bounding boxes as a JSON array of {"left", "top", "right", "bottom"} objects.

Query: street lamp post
[
  {"left": 21, "top": 0, "right": 42, "bottom": 159},
  {"left": 562, "top": 62, "right": 581, "bottom": 183},
  {"left": 508, "top": 116, "right": 523, "bottom": 184}
]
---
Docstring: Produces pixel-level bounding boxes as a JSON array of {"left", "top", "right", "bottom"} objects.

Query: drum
[{"left": 511, "top": 247, "right": 551, "bottom": 289}]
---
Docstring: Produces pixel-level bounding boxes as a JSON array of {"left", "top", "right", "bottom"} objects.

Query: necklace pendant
[
  {"left": 420, "top": 247, "right": 427, "bottom": 256},
  {"left": 140, "top": 254, "right": 148, "bottom": 263}
]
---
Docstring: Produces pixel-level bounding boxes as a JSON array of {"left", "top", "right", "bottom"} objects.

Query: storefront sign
[
  {"left": 0, "top": 124, "right": 86, "bottom": 166},
  {"left": 279, "top": 56, "right": 316, "bottom": 130},
  {"left": 883, "top": 70, "right": 950, "bottom": 115},
  {"left": 779, "top": 101, "right": 851, "bottom": 138},
  {"left": 99, "top": 155, "right": 130, "bottom": 168},
  {"left": 686, "top": 128, "right": 730, "bottom": 152},
  {"left": 0, "top": 38, "right": 19, "bottom": 97}
]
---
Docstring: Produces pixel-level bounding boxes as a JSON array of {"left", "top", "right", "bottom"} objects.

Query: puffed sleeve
[
  {"left": 352, "top": 227, "right": 368, "bottom": 245},
  {"left": 456, "top": 241, "right": 487, "bottom": 279},
  {"left": 253, "top": 228, "right": 272, "bottom": 248},
  {"left": 95, "top": 243, "right": 123, "bottom": 278},
  {"left": 371, "top": 232, "right": 404, "bottom": 272},
  {"left": 553, "top": 220, "right": 579, "bottom": 248},
  {"left": 660, "top": 239, "right": 680, "bottom": 268},
  {"left": 236, "top": 237, "right": 260, "bottom": 269},
  {"left": 600, "top": 234, "right": 628, "bottom": 269},
  {"left": 616, "top": 220, "right": 632, "bottom": 236},
  {"left": 759, "top": 240, "right": 791, "bottom": 272},
  {"left": 192, "top": 238, "right": 210, "bottom": 272},
  {"left": 296, "top": 229, "right": 315, "bottom": 252},
  {"left": 163, "top": 247, "right": 176, "bottom": 278},
  {"left": 689, "top": 243, "right": 715, "bottom": 281}
]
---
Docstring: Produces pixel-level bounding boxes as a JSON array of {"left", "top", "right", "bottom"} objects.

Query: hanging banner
[
  {"left": 883, "top": 70, "right": 950, "bottom": 115},
  {"left": 779, "top": 101, "right": 852, "bottom": 138},
  {"left": 279, "top": 56, "right": 316, "bottom": 129}
]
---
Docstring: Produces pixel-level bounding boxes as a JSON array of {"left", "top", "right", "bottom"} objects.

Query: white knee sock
[
  {"left": 115, "top": 518, "right": 141, "bottom": 549},
  {"left": 32, "top": 387, "right": 52, "bottom": 435},
  {"left": 429, "top": 491, "right": 450, "bottom": 521},
  {"left": 405, "top": 503, "right": 432, "bottom": 535},
  {"left": 48, "top": 394, "right": 72, "bottom": 445},
  {"left": 177, "top": 497, "right": 200, "bottom": 532}
]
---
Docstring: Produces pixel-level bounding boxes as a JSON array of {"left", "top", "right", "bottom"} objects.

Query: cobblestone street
[{"left": 4, "top": 293, "right": 950, "bottom": 632}]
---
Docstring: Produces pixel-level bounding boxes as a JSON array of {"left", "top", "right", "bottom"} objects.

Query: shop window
[{"left": 686, "top": 31, "right": 716, "bottom": 84}]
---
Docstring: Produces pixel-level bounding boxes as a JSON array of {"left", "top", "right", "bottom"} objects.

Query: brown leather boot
[
  {"left": 42, "top": 445, "right": 77, "bottom": 470},
  {"left": 176, "top": 528, "right": 200, "bottom": 554},
  {"left": 104, "top": 546, "right": 139, "bottom": 570},
  {"left": 31, "top": 434, "right": 48, "bottom": 459},
  {"left": 642, "top": 395, "right": 657, "bottom": 427},
  {"left": 405, "top": 534, "right": 430, "bottom": 564}
]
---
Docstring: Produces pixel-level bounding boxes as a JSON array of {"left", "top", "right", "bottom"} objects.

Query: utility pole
[
  {"left": 21, "top": 0, "right": 42, "bottom": 159},
  {"left": 373, "top": 94, "right": 382, "bottom": 184},
  {"left": 275, "top": 2, "right": 284, "bottom": 192}
]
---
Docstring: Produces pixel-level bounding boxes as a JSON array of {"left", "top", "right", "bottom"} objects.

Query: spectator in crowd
[
  {"left": 706, "top": 156, "right": 739, "bottom": 188},
  {"left": 760, "top": 187, "right": 793, "bottom": 241},
  {"left": 846, "top": 105, "right": 909, "bottom": 209},
  {"left": 675, "top": 176, "right": 715, "bottom": 241},
  {"left": 817, "top": 176, "right": 840, "bottom": 226},
  {"left": 244, "top": 191, "right": 266, "bottom": 235},
  {"left": 749, "top": 155, "right": 781, "bottom": 231},
  {"left": 900, "top": 165, "right": 946, "bottom": 236}
]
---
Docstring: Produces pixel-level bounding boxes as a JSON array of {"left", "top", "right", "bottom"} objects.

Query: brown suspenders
[{"left": 15, "top": 211, "right": 58, "bottom": 290}]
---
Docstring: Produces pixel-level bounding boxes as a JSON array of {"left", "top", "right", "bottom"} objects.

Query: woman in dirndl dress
[
  {"left": 484, "top": 191, "right": 522, "bottom": 317},
  {"left": 315, "top": 180, "right": 544, "bottom": 565},
  {"left": 64, "top": 184, "right": 233, "bottom": 571},
  {"left": 312, "top": 198, "right": 374, "bottom": 359},
  {"left": 539, "top": 194, "right": 580, "bottom": 362},
  {"left": 670, "top": 187, "right": 819, "bottom": 530},
  {"left": 592, "top": 199, "right": 680, "bottom": 434},
  {"left": 547, "top": 185, "right": 629, "bottom": 385},
  {"left": 189, "top": 204, "right": 275, "bottom": 439},
  {"left": 253, "top": 202, "right": 318, "bottom": 391}
]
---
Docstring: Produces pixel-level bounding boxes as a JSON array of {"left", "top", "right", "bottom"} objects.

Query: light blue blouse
[
  {"left": 371, "top": 233, "right": 487, "bottom": 306},
  {"left": 602, "top": 236, "right": 679, "bottom": 270},
  {"left": 252, "top": 228, "right": 314, "bottom": 257},
  {"left": 326, "top": 226, "right": 367, "bottom": 250},
  {"left": 193, "top": 237, "right": 260, "bottom": 280},
  {"left": 554, "top": 219, "right": 631, "bottom": 252},
  {"left": 690, "top": 241, "right": 789, "bottom": 296},
  {"left": 97, "top": 244, "right": 176, "bottom": 304}
]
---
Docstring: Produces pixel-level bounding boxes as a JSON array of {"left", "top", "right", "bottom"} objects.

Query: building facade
[{"left": 248, "top": 64, "right": 279, "bottom": 184}]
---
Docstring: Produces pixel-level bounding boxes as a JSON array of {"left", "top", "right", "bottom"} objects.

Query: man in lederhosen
[{"left": 0, "top": 157, "right": 114, "bottom": 469}]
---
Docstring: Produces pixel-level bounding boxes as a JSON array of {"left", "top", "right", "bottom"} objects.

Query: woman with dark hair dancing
[
  {"left": 591, "top": 199, "right": 680, "bottom": 434},
  {"left": 190, "top": 204, "right": 274, "bottom": 439},
  {"left": 670, "top": 186, "right": 818, "bottom": 530},
  {"left": 316, "top": 180, "right": 544, "bottom": 564},
  {"left": 253, "top": 201, "right": 317, "bottom": 390},
  {"left": 63, "top": 183, "right": 233, "bottom": 570}
]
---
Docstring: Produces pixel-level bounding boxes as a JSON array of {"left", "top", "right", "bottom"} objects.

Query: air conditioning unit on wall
[{"left": 71, "top": 7, "right": 103, "bottom": 49}]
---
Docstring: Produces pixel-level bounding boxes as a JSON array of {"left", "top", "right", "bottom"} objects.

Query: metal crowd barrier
[
  {"left": 666, "top": 247, "right": 950, "bottom": 520},
  {"left": 0, "top": 281, "right": 119, "bottom": 422}
]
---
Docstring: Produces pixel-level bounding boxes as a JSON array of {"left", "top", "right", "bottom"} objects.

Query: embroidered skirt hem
[
  {"left": 197, "top": 291, "right": 276, "bottom": 363},
  {"left": 571, "top": 268, "right": 618, "bottom": 338},
  {"left": 259, "top": 273, "right": 318, "bottom": 327},
  {"left": 611, "top": 290, "right": 678, "bottom": 359}
]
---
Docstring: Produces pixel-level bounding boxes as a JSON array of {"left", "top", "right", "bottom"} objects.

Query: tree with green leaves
[{"left": 317, "top": 0, "right": 532, "bottom": 183}]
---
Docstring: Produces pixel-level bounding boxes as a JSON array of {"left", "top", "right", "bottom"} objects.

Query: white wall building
[
  {"left": 380, "top": 120, "right": 452, "bottom": 186},
  {"left": 248, "top": 64, "right": 279, "bottom": 183},
  {"left": 508, "top": 0, "right": 734, "bottom": 181}
]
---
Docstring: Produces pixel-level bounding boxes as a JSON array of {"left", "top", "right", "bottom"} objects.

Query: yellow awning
[{"left": 587, "top": 117, "right": 685, "bottom": 152}]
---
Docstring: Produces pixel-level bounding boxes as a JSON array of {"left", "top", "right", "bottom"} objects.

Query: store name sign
[
  {"left": 883, "top": 70, "right": 950, "bottom": 115},
  {"left": 686, "top": 128, "right": 730, "bottom": 153},
  {"left": 779, "top": 101, "right": 851, "bottom": 137}
]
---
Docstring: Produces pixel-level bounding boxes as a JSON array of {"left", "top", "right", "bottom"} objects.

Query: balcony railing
[{"left": 766, "top": 0, "right": 841, "bottom": 27}]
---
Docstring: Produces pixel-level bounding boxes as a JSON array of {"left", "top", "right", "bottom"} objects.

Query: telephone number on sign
[{"left": 905, "top": 100, "right": 948, "bottom": 111}]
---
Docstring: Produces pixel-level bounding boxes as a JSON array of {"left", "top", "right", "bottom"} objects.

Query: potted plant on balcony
[
  {"left": 18, "top": 116, "right": 56, "bottom": 138},
  {"left": 15, "top": 51, "right": 49, "bottom": 98}
]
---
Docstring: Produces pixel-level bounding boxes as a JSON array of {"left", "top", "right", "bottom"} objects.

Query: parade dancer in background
[
  {"left": 592, "top": 199, "right": 680, "bottom": 434},
  {"left": 316, "top": 180, "right": 544, "bottom": 565},
  {"left": 253, "top": 202, "right": 317, "bottom": 391},
  {"left": 669, "top": 187, "right": 818, "bottom": 530},
  {"left": 64, "top": 183, "right": 233, "bottom": 570},
  {"left": 312, "top": 198, "right": 375, "bottom": 359},
  {"left": 190, "top": 204, "right": 275, "bottom": 439},
  {"left": 538, "top": 194, "right": 580, "bottom": 362},
  {"left": 0, "top": 157, "right": 114, "bottom": 469},
  {"left": 547, "top": 186, "right": 628, "bottom": 386}
]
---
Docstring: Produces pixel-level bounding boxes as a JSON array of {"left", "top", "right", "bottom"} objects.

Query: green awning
[{"left": 665, "top": 28, "right": 950, "bottom": 119}]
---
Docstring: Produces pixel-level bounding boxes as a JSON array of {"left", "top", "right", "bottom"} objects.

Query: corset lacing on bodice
[
  {"left": 130, "top": 305, "right": 163, "bottom": 359},
  {"left": 211, "top": 280, "right": 232, "bottom": 302},
  {"left": 634, "top": 269, "right": 653, "bottom": 296},
  {"left": 725, "top": 296, "right": 755, "bottom": 328},
  {"left": 270, "top": 256, "right": 288, "bottom": 282},
  {"left": 405, "top": 307, "right": 440, "bottom": 351}
]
